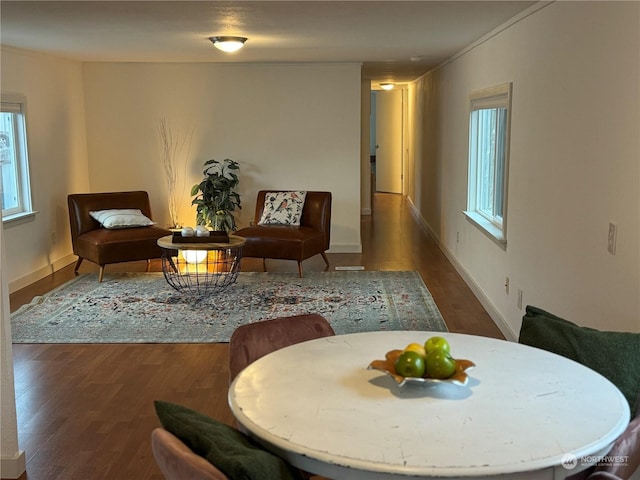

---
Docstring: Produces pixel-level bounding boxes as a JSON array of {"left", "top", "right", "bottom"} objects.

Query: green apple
[
  {"left": 394, "top": 350, "right": 426, "bottom": 378},
  {"left": 424, "top": 336, "right": 450, "bottom": 355},
  {"left": 425, "top": 350, "right": 456, "bottom": 379}
]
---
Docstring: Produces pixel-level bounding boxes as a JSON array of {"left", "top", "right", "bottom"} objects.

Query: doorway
[{"left": 371, "top": 89, "right": 403, "bottom": 194}]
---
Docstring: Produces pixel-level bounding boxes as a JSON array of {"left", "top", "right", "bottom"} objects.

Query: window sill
[
  {"left": 463, "top": 210, "right": 507, "bottom": 250},
  {"left": 2, "top": 210, "right": 38, "bottom": 225}
]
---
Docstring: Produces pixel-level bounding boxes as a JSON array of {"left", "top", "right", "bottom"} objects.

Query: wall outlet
[
  {"left": 608, "top": 222, "right": 617, "bottom": 255},
  {"left": 505, "top": 276, "right": 510, "bottom": 294}
]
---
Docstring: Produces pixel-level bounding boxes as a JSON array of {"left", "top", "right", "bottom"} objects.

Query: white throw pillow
[
  {"left": 89, "top": 209, "right": 155, "bottom": 229},
  {"left": 258, "top": 191, "right": 307, "bottom": 226}
]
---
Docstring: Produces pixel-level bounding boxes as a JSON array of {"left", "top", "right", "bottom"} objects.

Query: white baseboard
[
  {"left": 9, "top": 254, "right": 76, "bottom": 294},
  {"left": 406, "top": 198, "right": 517, "bottom": 341},
  {"left": 1, "top": 451, "right": 26, "bottom": 479},
  {"left": 439, "top": 243, "right": 518, "bottom": 341},
  {"left": 405, "top": 198, "right": 440, "bottom": 244},
  {"left": 327, "top": 243, "right": 362, "bottom": 254}
]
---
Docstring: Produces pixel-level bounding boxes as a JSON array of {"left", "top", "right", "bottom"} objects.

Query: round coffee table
[{"left": 157, "top": 234, "right": 245, "bottom": 295}]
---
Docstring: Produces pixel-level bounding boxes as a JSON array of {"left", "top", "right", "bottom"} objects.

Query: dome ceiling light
[{"left": 208, "top": 36, "right": 247, "bottom": 53}]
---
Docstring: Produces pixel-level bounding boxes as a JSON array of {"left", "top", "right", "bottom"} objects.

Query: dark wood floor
[{"left": 7, "top": 193, "right": 503, "bottom": 480}]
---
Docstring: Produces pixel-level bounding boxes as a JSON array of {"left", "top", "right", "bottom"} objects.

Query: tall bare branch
[{"left": 159, "top": 118, "right": 193, "bottom": 227}]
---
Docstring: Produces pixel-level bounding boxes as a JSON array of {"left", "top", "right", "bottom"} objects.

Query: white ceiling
[{"left": 0, "top": 1, "right": 536, "bottom": 85}]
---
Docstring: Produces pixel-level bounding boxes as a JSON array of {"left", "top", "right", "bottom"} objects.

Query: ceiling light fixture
[
  {"left": 208, "top": 36, "right": 247, "bottom": 53},
  {"left": 380, "top": 83, "right": 395, "bottom": 91}
]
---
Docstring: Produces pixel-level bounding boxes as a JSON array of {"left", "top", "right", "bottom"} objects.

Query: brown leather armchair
[
  {"left": 235, "top": 191, "right": 331, "bottom": 277},
  {"left": 67, "top": 191, "right": 172, "bottom": 282}
]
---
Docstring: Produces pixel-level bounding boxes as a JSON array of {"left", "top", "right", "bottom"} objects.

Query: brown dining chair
[
  {"left": 227, "top": 314, "right": 335, "bottom": 480},
  {"left": 228, "top": 313, "right": 335, "bottom": 383},
  {"left": 564, "top": 393, "right": 640, "bottom": 480},
  {"left": 153, "top": 399, "right": 329, "bottom": 480},
  {"left": 151, "top": 427, "right": 229, "bottom": 480}
]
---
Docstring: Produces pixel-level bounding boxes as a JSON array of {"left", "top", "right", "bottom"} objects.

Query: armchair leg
[
  {"left": 297, "top": 261, "right": 304, "bottom": 278},
  {"left": 98, "top": 266, "right": 105, "bottom": 283},
  {"left": 262, "top": 258, "right": 267, "bottom": 272},
  {"left": 321, "top": 252, "right": 330, "bottom": 267},
  {"left": 146, "top": 259, "right": 151, "bottom": 272},
  {"left": 74, "top": 257, "right": 83, "bottom": 274}
]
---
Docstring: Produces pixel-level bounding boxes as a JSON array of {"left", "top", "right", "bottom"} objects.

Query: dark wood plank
[{"left": 6, "top": 193, "right": 503, "bottom": 480}]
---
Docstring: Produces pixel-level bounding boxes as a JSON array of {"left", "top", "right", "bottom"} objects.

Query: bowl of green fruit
[{"left": 368, "top": 336, "right": 475, "bottom": 387}]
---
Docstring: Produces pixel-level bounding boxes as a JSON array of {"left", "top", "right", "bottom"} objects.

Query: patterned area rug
[{"left": 11, "top": 271, "right": 447, "bottom": 343}]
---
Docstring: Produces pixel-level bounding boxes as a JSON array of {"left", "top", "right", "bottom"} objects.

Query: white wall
[
  {"left": 408, "top": 2, "right": 640, "bottom": 338},
  {"left": 82, "top": 62, "right": 362, "bottom": 253},
  {"left": 1, "top": 47, "right": 90, "bottom": 290}
]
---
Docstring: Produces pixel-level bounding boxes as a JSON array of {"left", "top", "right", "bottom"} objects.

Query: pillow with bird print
[{"left": 258, "top": 191, "right": 307, "bottom": 226}]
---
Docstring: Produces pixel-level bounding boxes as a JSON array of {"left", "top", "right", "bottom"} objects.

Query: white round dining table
[{"left": 228, "top": 331, "right": 630, "bottom": 480}]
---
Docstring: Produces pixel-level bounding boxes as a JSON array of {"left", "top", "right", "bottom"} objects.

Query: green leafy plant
[{"left": 190, "top": 158, "right": 241, "bottom": 232}]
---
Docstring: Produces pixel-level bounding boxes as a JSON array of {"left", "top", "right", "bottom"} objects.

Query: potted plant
[{"left": 190, "top": 158, "right": 241, "bottom": 232}]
